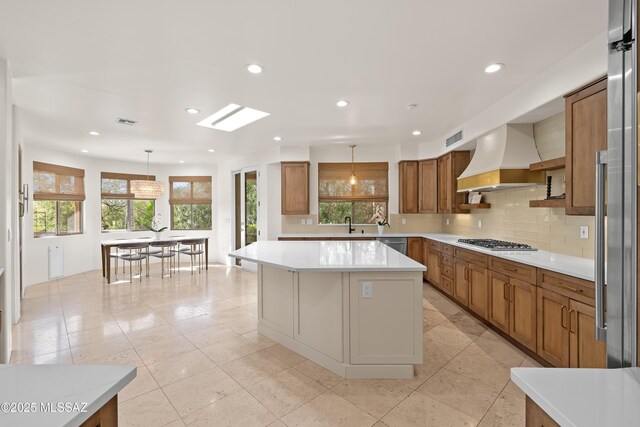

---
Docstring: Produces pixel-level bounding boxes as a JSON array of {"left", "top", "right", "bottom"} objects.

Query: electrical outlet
[
  {"left": 580, "top": 226, "right": 589, "bottom": 239},
  {"left": 362, "top": 282, "right": 373, "bottom": 298},
  {"left": 477, "top": 219, "right": 482, "bottom": 228},
  {"left": 300, "top": 219, "right": 305, "bottom": 225},
  {"left": 401, "top": 218, "right": 407, "bottom": 225},
  {"left": 306, "top": 218, "right": 312, "bottom": 225}
]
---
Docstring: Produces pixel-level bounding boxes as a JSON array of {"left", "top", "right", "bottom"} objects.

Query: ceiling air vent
[
  {"left": 116, "top": 118, "right": 138, "bottom": 126},
  {"left": 445, "top": 129, "right": 463, "bottom": 147}
]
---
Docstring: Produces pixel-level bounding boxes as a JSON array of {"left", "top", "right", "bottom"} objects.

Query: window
[
  {"left": 33, "top": 162, "right": 85, "bottom": 237},
  {"left": 101, "top": 172, "right": 156, "bottom": 232},
  {"left": 169, "top": 176, "right": 212, "bottom": 230},
  {"left": 318, "top": 162, "right": 388, "bottom": 225}
]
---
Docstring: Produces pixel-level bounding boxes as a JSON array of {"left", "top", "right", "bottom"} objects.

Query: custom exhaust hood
[{"left": 457, "top": 123, "right": 545, "bottom": 192}]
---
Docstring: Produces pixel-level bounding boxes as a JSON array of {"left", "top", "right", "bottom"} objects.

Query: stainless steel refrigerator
[{"left": 598, "top": 0, "right": 638, "bottom": 367}]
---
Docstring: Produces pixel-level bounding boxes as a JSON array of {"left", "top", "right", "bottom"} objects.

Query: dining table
[{"left": 100, "top": 236, "right": 209, "bottom": 283}]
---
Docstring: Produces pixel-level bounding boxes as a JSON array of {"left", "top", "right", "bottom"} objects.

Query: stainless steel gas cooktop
[{"left": 457, "top": 238, "right": 537, "bottom": 251}]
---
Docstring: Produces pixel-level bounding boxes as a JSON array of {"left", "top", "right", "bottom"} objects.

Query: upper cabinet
[
  {"left": 399, "top": 161, "right": 419, "bottom": 214},
  {"left": 281, "top": 162, "right": 310, "bottom": 215},
  {"left": 437, "top": 151, "right": 470, "bottom": 214},
  {"left": 565, "top": 77, "right": 607, "bottom": 215},
  {"left": 418, "top": 159, "right": 438, "bottom": 214}
]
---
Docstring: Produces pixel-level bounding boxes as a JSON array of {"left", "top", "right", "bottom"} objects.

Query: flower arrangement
[
  {"left": 151, "top": 214, "right": 167, "bottom": 233},
  {"left": 372, "top": 206, "right": 390, "bottom": 227}
]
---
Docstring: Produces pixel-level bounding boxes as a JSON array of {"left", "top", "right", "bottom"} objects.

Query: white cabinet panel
[{"left": 260, "top": 265, "right": 294, "bottom": 337}]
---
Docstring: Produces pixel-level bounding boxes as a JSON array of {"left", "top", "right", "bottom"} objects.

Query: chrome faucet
[{"left": 345, "top": 216, "right": 355, "bottom": 234}]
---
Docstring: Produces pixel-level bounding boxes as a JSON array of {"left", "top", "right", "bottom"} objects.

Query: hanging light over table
[
  {"left": 349, "top": 144, "right": 357, "bottom": 185},
  {"left": 130, "top": 150, "right": 165, "bottom": 199}
]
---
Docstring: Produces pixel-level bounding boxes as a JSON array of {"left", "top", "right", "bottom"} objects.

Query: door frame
[{"left": 230, "top": 166, "right": 260, "bottom": 272}]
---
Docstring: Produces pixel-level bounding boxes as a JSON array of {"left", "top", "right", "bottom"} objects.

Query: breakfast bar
[{"left": 229, "top": 240, "right": 426, "bottom": 378}]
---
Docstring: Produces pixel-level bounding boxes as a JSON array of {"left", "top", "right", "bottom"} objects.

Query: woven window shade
[
  {"left": 33, "top": 161, "right": 86, "bottom": 201},
  {"left": 318, "top": 162, "right": 388, "bottom": 201},
  {"left": 169, "top": 176, "right": 212, "bottom": 204},
  {"left": 100, "top": 172, "right": 156, "bottom": 200}
]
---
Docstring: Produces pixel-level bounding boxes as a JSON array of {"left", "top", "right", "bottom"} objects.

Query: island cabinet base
[
  {"left": 79, "top": 395, "right": 117, "bottom": 427},
  {"left": 525, "top": 397, "right": 560, "bottom": 427},
  {"left": 257, "top": 264, "right": 424, "bottom": 379}
]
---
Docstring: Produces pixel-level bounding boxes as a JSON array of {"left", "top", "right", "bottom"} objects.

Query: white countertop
[
  {"left": 278, "top": 233, "right": 596, "bottom": 281},
  {"left": 0, "top": 364, "right": 136, "bottom": 427},
  {"left": 101, "top": 235, "right": 209, "bottom": 245},
  {"left": 511, "top": 367, "right": 640, "bottom": 427},
  {"left": 229, "top": 240, "right": 426, "bottom": 272}
]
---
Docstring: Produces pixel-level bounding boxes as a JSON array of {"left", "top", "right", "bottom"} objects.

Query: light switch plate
[
  {"left": 477, "top": 220, "right": 482, "bottom": 228},
  {"left": 401, "top": 218, "right": 407, "bottom": 225},
  {"left": 446, "top": 218, "right": 450, "bottom": 226},
  {"left": 300, "top": 219, "right": 306, "bottom": 225},
  {"left": 362, "top": 282, "right": 373, "bottom": 298},
  {"left": 580, "top": 226, "right": 589, "bottom": 239},
  {"left": 306, "top": 218, "right": 312, "bottom": 225}
]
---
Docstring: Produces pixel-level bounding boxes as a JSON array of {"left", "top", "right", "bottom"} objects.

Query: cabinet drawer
[
  {"left": 428, "top": 240, "right": 441, "bottom": 252},
  {"left": 489, "top": 257, "right": 536, "bottom": 284},
  {"left": 537, "top": 269, "right": 595, "bottom": 303},
  {"left": 441, "top": 255, "right": 454, "bottom": 267},
  {"left": 441, "top": 275, "right": 453, "bottom": 295},
  {"left": 442, "top": 265, "right": 454, "bottom": 279},
  {"left": 441, "top": 244, "right": 453, "bottom": 256},
  {"left": 454, "top": 247, "right": 488, "bottom": 267}
]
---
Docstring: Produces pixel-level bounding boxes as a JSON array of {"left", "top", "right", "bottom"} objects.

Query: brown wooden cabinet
[
  {"left": 399, "top": 161, "right": 419, "bottom": 213},
  {"left": 565, "top": 77, "right": 607, "bottom": 215},
  {"left": 418, "top": 159, "right": 438, "bottom": 214},
  {"left": 281, "top": 162, "right": 310, "bottom": 215},
  {"left": 488, "top": 270, "right": 537, "bottom": 351},
  {"left": 569, "top": 299, "right": 607, "bottom": 368},
  {"left": 407, "top": 237, "right": 423, "bottom": 264},
  {"left": 437, "top": 151, "right": 470, "bottom": 214},
  {"left": 453, "top": 258, "right": 469, "bottom": 306},
  {"left": 468, "top": 263, "right": 489, "bottom": 319},
  {"left": 537, "top": 287, "right": 571, "bottom": 367},
  {"left": 425, "top": 243, "right": 441, "bottom": 288}
]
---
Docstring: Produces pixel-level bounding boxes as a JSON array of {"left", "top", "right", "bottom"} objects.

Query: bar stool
[
  {"left": 118, "top": 243, "right": 149, "bottom": 283},
  {"left": 179, "top": 238, "right": 205, "bottom": 274},
  {"left": 111, "top": 238, "right": 131, "bottom": 279},
  {"left": 149, "top": 241, "right": 177, "bottom": 277}
]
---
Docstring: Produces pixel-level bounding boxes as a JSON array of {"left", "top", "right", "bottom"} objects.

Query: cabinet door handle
[
  {"left": 500, "top": 265, "right": 518, "bottom": 273},
  {"left": 561, "top": 305, "right": 568, "bottom": 329},
  {"left": 510, "top": 285, "right": 514, "bottom": 302},
  {"left": 464, "top": 267, "right": 469, "bottom": 281},
  {"left": 503, "top": 283, "right": 509, "bottom": 300},
  {"left": 569, "top": 309, "right": 576, "bottom": 334},
  {"left": 555, "top": 282, "right": 581, "bottom": 293}
]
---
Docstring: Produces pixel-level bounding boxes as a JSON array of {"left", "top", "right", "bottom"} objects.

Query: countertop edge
[{"left": 228, "top": 253, "right": 426, "bottom": 272}]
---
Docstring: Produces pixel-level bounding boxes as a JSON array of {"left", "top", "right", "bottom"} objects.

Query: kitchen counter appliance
[
  {"left": 457, "top": 238, "right": 537, "bottom": 251},
  {"left": 376, "top": 237, "right": 408, "bottom": 255}
]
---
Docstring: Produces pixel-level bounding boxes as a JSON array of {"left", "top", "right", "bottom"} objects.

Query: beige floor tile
[
  {"left": 11, "top": 348, "right": 73, "bottom": 365},
  {"left": 247, "top": 368, "right": 326, "bottom": 417},
  {"left": 293, "top": 360, "right": 344, "bottom": 389},
  {"left": 221, "top": 350, "right": 291, "bottom": 388},
  {"left": 183, "top": 325, "right": 239, "bottom": 348},
  {"left": 262, "top": 344, "right": 306, "bottom": 367},
  {"left": 148, "top": 349, "right": 217, "bottom": 386},
  {"left": 182, "top": 389, "right": 276, "bottom": 427},
  {"left": 162, "top": 420, "right": 186, "bottom": 427},
  {"left": 424, "top": 295, "right": 461, "bottom": 316},
  {"left": 74, "top": 348, "right": 145, "bottom": 368},
  {"left": 477, "top": 392, "right": 525, "bottom": 427},
  {"left": 118, "top": 389, "right": 180, "bottom": 427},
  {"left": 10, "top": 336, "right": 70, "bottom": 361},
  {"left": 444, "top": 345, "right": 512, "bottom": 390},
  {"left": 267, "top": 421, "right": 287, "bottom": 427},
  {"left": 172, "top": 314, "right": 219, "bottom": 334},
  {"left": 162, "top": 366, "right": 242, "bottom": 416},
  {"left": 198, "top": 334, "right": 261, "bottom": 364},
  {"left": 67, "top": 324, "right": 124, "bottom": 348},
  {"left": 281, "top": 391, "right": 377, "bottom": 427},
  {"left": 125, "top": 323, "right": 182, "bottom": 348},
  {"left": 223, "top": 315, "right": 258, "bottom": 335},
  {"left": 520, "top": 357, "right": 543, "bottom": 368},
  {"left": 382, "top": 392, "right": 478, "bottom": 427},
  {"left": 424, "top": 324, "right": 476, "bottom": 361},
  {"left": 64, "top": 312, "right": 116, "bottom": 334},
  {"left": 332, "top": 379, "right": 413, "bottom": 419},
  {"left": 416, "top": 368, "right": 501, "bottom": 420},
  {"left": 423, "top": 308, "right": 450, "bottom": 328},
  {"left": 70, "top": 335, "right": 133, "bottom": 364},
  {"left": 472, "top": 335, "right": 526, "bottom": 367},
  {"left": 118, "top": 366, "right": 160, "bottom": 402},
  {"left": 135, "top": 335, "right": 197, "bottom": 365},
  {"left": 502, "top": 380, "right": 525, "bottom": 399},
  {"left": 241, "top": 331, "right": 277, "bottom": 349},
  {"left": 153, "top": 302, "right": 206, "bottom": 322},
  {"left": 115, "top": 308, "right": 169, "bottom": 333},
  {"left": 440, "top": 312, "right": 488, "bottom": 337}
]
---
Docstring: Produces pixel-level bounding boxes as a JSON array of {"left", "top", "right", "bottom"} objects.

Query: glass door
[{"left": 234, "top": 166, "right": 259, "bottom": 271}]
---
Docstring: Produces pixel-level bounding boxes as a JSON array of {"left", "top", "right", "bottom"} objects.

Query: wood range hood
[{"left": 456, "top": 123, "right": 545, "bottom": 192}]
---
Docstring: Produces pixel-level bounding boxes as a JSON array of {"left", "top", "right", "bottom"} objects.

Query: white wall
[{"left": 23, "top": 145, "right": 218, "bottom": 287}]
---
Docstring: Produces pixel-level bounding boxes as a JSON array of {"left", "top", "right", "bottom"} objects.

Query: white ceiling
[{"left": 0, "top": 0, "right": 607, "bottom": 164}]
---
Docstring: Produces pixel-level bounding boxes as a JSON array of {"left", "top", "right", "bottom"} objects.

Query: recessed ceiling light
[
  {"left": 484, "top": 63, "right": 504, "bottom": 73},
  {"left": 179, "top": 160, "right": 185, "bottom": 163},
  {"left": 81, "top": 149, "right": 89, "bottom": 153},
  {"left": 185, "top": 108, "right": 200, "bottom": 114},
  {"left": 273, "top": 136, "right": 282, "bottom": 142},
  {"left": 336, "top": 100, "right": 349, "bottom": 108},
  {"left": 196, "top": 103, "right": 270, "bottom": 132},
  {"left": 88, "top": 131, "right": 100, "bottom": 136},
  {"left": 208, "top": 149, "right": 215, "bottom": 153},
  {"left": 412, "top": 130, "right": 422, "bottom": 136},
  {"left": 246, "top": 64, "right": 263, "bottom": 74}
]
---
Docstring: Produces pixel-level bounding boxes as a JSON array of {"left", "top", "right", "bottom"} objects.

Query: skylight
[{"left": 196, "top": 104, "right": 270, "bottom": 132}]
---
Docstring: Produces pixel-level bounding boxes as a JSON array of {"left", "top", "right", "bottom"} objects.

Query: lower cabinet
[
  {"left": 453, "top": 259, "right": 469, "bottom": 306},
  {"left": 407, "top": 237, "right": 423, "bottom": 264},
  {"left": 488, "top": 271, "right": 537, "bottom": 352},
  {"left": 426, "top": 246, "right": 441, "bottom": 288},
  {"left": 537, "top": 287, "right": 606, "bottom": 368},
  {"left": 453, "top": 260, "right": 488, "bottom": 317}
]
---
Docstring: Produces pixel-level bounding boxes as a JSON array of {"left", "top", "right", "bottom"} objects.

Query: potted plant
[
  {"left": 372, "top": 206, "right": 390, "bottom": 235},
  {"left": 151, "top": 214, "right": 167, "bottom": 240}
]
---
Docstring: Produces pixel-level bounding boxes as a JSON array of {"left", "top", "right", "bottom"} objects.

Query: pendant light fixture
[
  {"left": 349, "top": 144, "right": 357, "bottom": 185},
  {"left": 130, "top": 150, "right": 165, "bottom": 199}
]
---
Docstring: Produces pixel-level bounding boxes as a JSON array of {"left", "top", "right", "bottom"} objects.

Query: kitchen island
[{"left": 229, "top": 240, "right": 426, "bottom": 378}]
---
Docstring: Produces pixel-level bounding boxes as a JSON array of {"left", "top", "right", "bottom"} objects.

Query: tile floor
[{"left": 11, "top": 264, "right": 539, "bottom": 426}]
